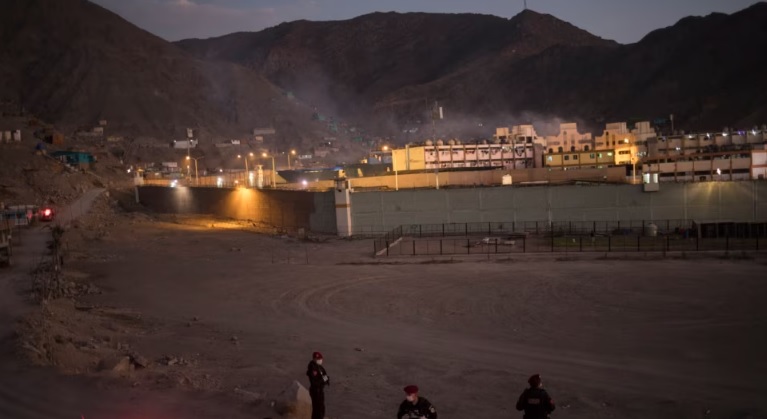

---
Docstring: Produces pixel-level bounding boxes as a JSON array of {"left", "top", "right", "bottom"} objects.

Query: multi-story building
[
  {"left": 642, "top": 128, "right": 767, "bottom": 181},
  {"left": 543, "top": 145, "right": 639, "bottom": 170},
  {"left": 544, "top": 123, "right": 593, "bottom": 153},
  {"left": 391, "top": 139, "right": 543, "bottom": 171}
]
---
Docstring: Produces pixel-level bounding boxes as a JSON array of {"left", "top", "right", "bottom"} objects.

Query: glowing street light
[
  {"left": 383, "top": 146, "right": 398, "bottom": 190},
  {"left": 186, "top": 155, "right": 204, "bottom": 186},
  {"left": 237, "top": 153, "right": 255, "bottom": 186},
  {"left": 288, "top": 149, "right": 297, "bottom": 169},
  {"left": 262, "top": 152, "right": 276, "bottom": 188}
]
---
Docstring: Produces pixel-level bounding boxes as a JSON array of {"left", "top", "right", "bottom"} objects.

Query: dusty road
[
  {"left": 3, "top": 194, "right": 767, "bottom": 418},
  {"left": 47, "top": 217, "right": 767, "bottom": 419}
]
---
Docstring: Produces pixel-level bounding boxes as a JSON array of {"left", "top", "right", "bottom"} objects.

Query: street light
[
  {"left": 185, "top": 155, "right": 204, "bottom": 186},
  {"left": 262, "top": 152, "right": 276, "bottom": 188},
  {"left": 383, "top": 146, "right": 398, "bottom": 190},
  {"left": 237, "top": 153, "right": 254, "bottom": 186},
  {"left": 288, "top": 149, "right": 297, "bottom": 169}
]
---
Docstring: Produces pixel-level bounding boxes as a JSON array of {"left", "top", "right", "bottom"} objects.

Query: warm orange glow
[
  {"left": 262, "top": 152, "right": 268, "bottom": 158},
  {"left": 291, "top": 150, "right": 297, "bottom": 155}
]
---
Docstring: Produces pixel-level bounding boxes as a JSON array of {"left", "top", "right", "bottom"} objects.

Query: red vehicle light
[{"left": 44, "top": 209, "right": 52, "bottom": 216}]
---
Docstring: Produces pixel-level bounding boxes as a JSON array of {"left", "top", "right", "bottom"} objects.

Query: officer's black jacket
[
  {"left": 516, "top": 387, "right": 555, "bottom": 419},
  {"left": 306, "top": 361, "right": 329, "bottom": 389},
  {"left": 397, "top": 397, "right": 437, "bottom": 419}
]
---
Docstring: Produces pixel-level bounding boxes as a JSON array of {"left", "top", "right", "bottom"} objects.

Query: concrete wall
[
  {"left": 350, "top": 181, "right": 767, "bottom": 233},
  {"left": 137, "top": 186, "right": 337, "bottom": 233}
]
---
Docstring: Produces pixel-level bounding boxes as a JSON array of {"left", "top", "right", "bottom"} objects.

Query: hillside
[
  {"left": 0, "top": 0, "right": 323, "bottom": 144},
  {"left": 177, "top": 10, "right": 615, "bottom": 121},
  {"left": 179, "top": 4, "right": 767, "bottom": 133}
]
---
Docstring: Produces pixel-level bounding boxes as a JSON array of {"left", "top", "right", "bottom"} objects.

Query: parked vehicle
[{"left": 39, "top": 207, "right": 55, "bottom": 222}]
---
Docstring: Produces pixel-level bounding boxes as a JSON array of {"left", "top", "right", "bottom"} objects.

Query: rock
[
  {"left": 273, "top": 380, "right": 312, "bottom": 419},
  {"left": 98, "top": 356, "right": 133, "bottom": 374},
  {"left": 130, "top": 353, "right": 150, "bottom": 369},
  {"left": 354, "top": 347, "right": 364, "bottom": 352}
]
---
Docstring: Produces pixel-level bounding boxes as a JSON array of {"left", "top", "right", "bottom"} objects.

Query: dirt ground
[{"left": 4, "top": 196, "right": 767, "bottom": 418}]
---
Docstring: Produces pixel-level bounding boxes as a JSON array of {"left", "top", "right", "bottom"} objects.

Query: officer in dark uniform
[
  {"left": 306, "top": 351, "right": 330, "bottom": 419},
  {"left": 397, "top": 385, "right": 438, "bottom": 419},
  {"left": 516, "top": 374, "right": 555, "bottom": 419}
]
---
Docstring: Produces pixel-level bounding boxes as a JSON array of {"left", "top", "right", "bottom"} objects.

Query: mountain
[
  {"left": 0, "top": 0, "right": 317, "bottom": 141},
  {"left": 177, "top": 10, "right": 615, "bottom": 121},
  {"left": 178, "top": 4, "right": 767, "bottom": 133}
]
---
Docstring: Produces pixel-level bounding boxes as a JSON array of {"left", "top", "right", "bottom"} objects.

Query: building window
[
  {"left": 570, "top": 146, "right": 576, "bottom": 152},
  {"left": 590, "top": 153, "right": 595, "bottom": 158},
  {"left": 548, "top": 148, "right": 553, "bottom": 153},
  {"left": 547, "top": 156, "right": 553, "bottom": 162},
  {"left": 557, "top": 147, "right": 563, "bottom": 153},
  {"left": 584, "top": 145, "right": 590, "bottom": 151},
  {"left": 573, "top": 155, "right": 579, "bottom": 160},
  {"left": 608, "top": 152, "right": 614, "bottom": 156},
  {"left": 564, "top": 155, "right": 570, "bottom": 161}
]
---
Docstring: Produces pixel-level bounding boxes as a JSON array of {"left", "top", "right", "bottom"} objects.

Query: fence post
[
  {"left": 467, "top": 239, "right": 470, "bottom": 254},
  {"left": 465, "top": 223, "right": 468, "bottom": 236},
  {"left": 551, "top": 232, "right": 554, "bottom": 252},
  {"left": 419, "top": 224, "right": 422, "bottom": 238},
  {"left": 608, "top": 236, "right": 612, "bottom": 252},
  {"left": 440, "top": 240, "right": 443, "bottom": 255},
  {"left": 488, "top": 222, "right": 492, "bottom": 235},
  {"left": 442, "top": 224, "right": 445, "bottom": 237},
  {"left": 412, "top": 240, "right": 416, "bottom": 256},
  {"left": 637, "top": 235, "right": 641, "bottom": 252},
  {"left": 726, "top": 232, "right": 729, "bottom": 252},
  {"left": 495, "top": 238, "right": 498, "bottom": 254},
  {"left": 536, "top": 221, "right": 539, "bottom": 234},
  {"left": 666, "top": 235, "right": 670, "bottom": 252},
  {"left": 385, "top": 240, "right": 389, "bottom": 256},
  {"left": 696, "top": 236, "right": 700, "bottom": 251}
]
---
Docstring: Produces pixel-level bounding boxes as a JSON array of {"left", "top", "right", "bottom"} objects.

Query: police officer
[
  {"left": 515, "top": 374, "right": 555, "bottom": 419},
  {"left": 306, "top": 351, "right": 330, "bottom": 419},
  {"left": 397, "top": 385, "right": 438, "bottom": 419}
]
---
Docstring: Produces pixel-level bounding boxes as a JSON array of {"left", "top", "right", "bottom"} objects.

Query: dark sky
[{"left": 91, "top": 0, "right": 760, "bottom": 43}]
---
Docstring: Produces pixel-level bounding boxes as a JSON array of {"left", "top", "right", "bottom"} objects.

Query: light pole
[
  {"left": 288, "top": 149, "right": 297, "bottom": 169},
  {"left": 383, "top": 146, "right": 398, "bottom": 191},
  {"left": 186, "top": 155, "right": 204, "bottom": 186},
  {"left": 237, "top": 153, "right": 254, "bottom": 186},
  {"left": 262, "top": 152, "right": 276, "bottom": 188}
]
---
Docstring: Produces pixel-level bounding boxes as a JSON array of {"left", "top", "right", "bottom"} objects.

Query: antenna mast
[{"left": 524, "top": 0, "right": 527, "bottom": 10}]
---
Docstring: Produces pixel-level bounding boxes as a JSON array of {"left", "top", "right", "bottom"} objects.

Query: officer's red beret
[
  {"left": 403, "top": 385, "right": 419, "bottom": 395},
  {"left": 528, "top": 374, "right": 542, "bottom": 387},
  {"left": 313, "top": 352, "right": 323, "bottom": 360}
]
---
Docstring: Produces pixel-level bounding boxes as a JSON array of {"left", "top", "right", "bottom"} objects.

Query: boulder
[
  {"left": 98, "top": 355, "right": 133, "bottom": 375},
  {"left": 273, "top": 380, "right": 312, "bottom": 419}
]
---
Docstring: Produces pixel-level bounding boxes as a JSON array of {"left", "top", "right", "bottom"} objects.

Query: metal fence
[
  {"left": 373, "top": 220, "right": 767, "bottom": 256},
  {"left": 382, "top": 235, "right": 763, "bottom": 256},
  {"left": 373, "top": 225, "right": 404, "bottom": 256}
]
